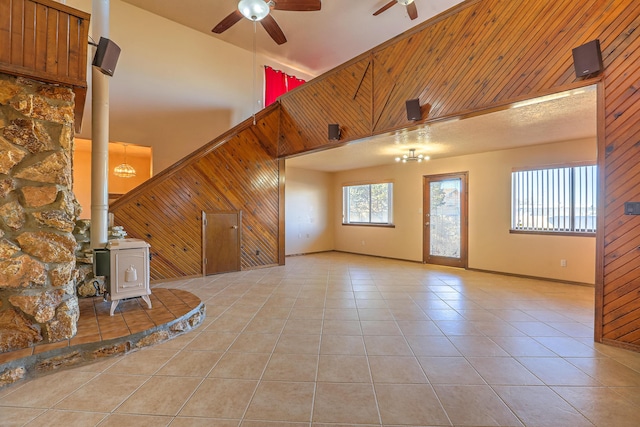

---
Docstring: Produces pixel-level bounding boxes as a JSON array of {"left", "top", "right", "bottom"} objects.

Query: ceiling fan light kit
[{"left": 238, "top": 0, "right": 271, "bottom": 21}]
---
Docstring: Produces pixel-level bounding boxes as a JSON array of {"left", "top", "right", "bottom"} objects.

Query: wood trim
[
  {"left": 201, "top": 211, "right": 206, "bottom": 277},
  {"left": 509, "top": 230, "right": 597, "bottom": 238},
  {"left": 237, "top": 210, "right": 243, "bottom": 272},
  {"left": 373, "top": 82, "right": 397, "bottom": 131},
  {"left": 466, "top": 268, "right": 595, "bottom": 287},
  {"left": 333, "top": 250, "right": 424, "bottom": 265},
  {"left": 352, "top": 60, "right": 371, "bottom": 100},
  {"left": 286, "top": 250, "right": 336, "bottom": 257},
  {"left": 73, "top": 87, "right": 87, "bottom": 133},
  {"left": 278, "top": 158, "right": 286, "bottom": 265},
  {"left": 341, "top": 223, "right": 396, "bottom": 228},
  {"left": 511, "top": 160, "right": 598, "bottom": 173},
  {"left": 601, "top": 338, "right": 640, "bottom": 353},
  {"left": 595, "top": 81, "right": 607, "bottom": 343},
  {"left": 29, "top": 0, "right": 91, "bottom": 17}
]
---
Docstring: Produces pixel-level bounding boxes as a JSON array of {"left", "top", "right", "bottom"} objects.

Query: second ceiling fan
[
  {"left": 212, "top": 0, "right": 321, "bottom": 45},
  {"left": 374, "top": 0, "right": 418, "bottom": 20}
]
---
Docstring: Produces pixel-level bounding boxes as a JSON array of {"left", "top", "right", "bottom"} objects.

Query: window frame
[
  {"left": 342, "top": 181, "right": 395, "bottom": 227},
  {"left": 510, "top": 163, "right": 597, "bottom": 236}
]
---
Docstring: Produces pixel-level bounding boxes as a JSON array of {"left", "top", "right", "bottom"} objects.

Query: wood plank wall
[
  {"left": 279, "top": 58, "right": 373, "bottom": 155},
  {"left": 600, "top": 2, "right": 640, "bottom": 350},
  {"left": 0, "top": 0, "right": 90, "bottom": 128},
  {"left": 279, "top": 0, "right": 625, "bottom": 152},
  {"left": 276, "top": 0, "right": 639, "bottom": 350},
  {"left": 109, "top": 106, "right": 282, "bottom": 282}
]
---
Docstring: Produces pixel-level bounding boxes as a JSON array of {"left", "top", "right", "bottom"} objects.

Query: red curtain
[
  {"left": 286, "top": 74, "right": 305, "bottom": 92},
  {"left": 264, "top": 66, "right": 285, "bottom": 107},
  {"left": 264, "top": 66, "right": 305, "bottom": 106}
]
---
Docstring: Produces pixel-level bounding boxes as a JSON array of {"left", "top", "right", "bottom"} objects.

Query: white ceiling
[
  {"left": 116, "top": 0, "right": 598, "bottom": 172},
  {"left": 120, "top": 0, "right": 466, "bottom": 76},
  {"left": 286, "top": 87, "right": 598, "bottom": 172}
]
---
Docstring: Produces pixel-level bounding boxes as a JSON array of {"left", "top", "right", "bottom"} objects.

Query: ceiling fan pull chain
[{"left": 252, "top": 20, "right": 257, "bottom": 126}]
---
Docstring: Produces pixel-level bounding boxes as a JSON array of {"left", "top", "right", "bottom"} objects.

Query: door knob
[
  {"left": 425, "top": 222, "right": 430, "bottom": 226},
  {"left": 231, "top": 225, "right": 238, "bottom": 229}
]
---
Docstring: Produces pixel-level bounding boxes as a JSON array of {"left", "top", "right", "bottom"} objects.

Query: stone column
[{"left": 0, "top": 73, "right": 80, "bottom": 353}]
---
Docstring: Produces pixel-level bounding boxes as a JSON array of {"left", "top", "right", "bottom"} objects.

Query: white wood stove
[{"left": 105, "top": 238, "right": 152, "bottom": 316}]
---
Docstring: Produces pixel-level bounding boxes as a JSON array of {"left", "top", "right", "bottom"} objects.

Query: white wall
[
  {"left": 284, "top": 166, "right": 334, "bottom": 255},
  {"left": 333, "top": 165, "right": 424, "bottom": 262},
  {"left": 67, "top": 0, "right": 313, "bottom": 173},
  {"left": 465, "top": 139, "right": 596, "bottom": 283},
  {"left": 285, "top": 138, "right": 597, "bottom": 284}
]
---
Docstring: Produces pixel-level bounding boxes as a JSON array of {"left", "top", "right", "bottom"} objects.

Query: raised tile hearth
[{"left": 0, "top": 289, "right": 204, "bottom": 389}]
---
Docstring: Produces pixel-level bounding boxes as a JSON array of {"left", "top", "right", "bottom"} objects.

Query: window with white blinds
[{"left": 511, "top": 165, "right": 597, "bottom": 233}]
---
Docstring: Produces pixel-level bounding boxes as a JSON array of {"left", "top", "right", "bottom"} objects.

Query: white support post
[{"left": 90, "top": 0, "right": 110, "bottom": 249}]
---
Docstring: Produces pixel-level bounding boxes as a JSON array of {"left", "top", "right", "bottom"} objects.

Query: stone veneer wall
[{"left": 0, "top": 73, "right": 81, "bottom": 353}]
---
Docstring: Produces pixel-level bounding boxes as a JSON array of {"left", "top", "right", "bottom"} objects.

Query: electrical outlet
[
  {"left": 560, "top": 259, "right": 567, "bottom": 267},
  {"left": 624, "top": 202, "right": 640, "bottom": 215}
]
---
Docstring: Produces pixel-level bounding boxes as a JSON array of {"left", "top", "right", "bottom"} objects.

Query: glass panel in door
[
  {"left": 430, "top": 179, "right": 461, "bottom": 258},
  {"left": 424, "top": 173, "right": 468, "bottom": 268}
]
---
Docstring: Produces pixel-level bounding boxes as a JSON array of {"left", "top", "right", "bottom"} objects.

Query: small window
[
  {"left": 343, "top": 183, "right": 393, "bottom": 225},
  {"left": 511, "top": 165, "right": 597, "bottom": 233}
]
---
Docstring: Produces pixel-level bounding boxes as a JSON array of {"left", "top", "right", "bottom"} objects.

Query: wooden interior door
[
  {"left": 423, "top": 173, "right": 468, "bottom": 268},
  {"left": 203, "top": 211, "right": 241, "bottom": 275}
]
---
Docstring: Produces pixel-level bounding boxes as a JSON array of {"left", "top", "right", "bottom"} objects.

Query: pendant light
[{"left": 113, "top": 143, "right": 136, "bottom": 178}]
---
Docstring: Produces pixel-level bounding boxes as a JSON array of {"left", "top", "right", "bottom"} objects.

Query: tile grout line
[
  {"left": 107, "top": 279, "right": 240, "bottom": 422},
  {"left": 234, "top": 275, "right": 300, "bottom": 424},
  {"left": 356, "top": 272, "right": 384, "bottom": 427}
]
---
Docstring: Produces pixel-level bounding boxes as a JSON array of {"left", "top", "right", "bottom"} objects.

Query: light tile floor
[{"left": 2, "top": 252, "right": 640, "bottom": 427}]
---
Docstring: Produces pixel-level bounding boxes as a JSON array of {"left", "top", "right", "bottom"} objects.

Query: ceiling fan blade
[
  {"left": 407, "top": 2, "right": 418, "bottom": 20},
  {"left": 373, "top": 1, "right": 397, "bottom": 16},
  {"left": 212, "top": 10, "right": 243, "bottom": 33},
  {"left": 272, "top": 0, "right": 321, "bottom": 11},
  {"left": 260, "top": 14, "right": 287, "bottom": 45}
]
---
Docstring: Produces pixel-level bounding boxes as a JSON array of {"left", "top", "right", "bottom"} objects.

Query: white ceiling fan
[{"left": 212, "top": 0, "right": 322, "bottom": 45}]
